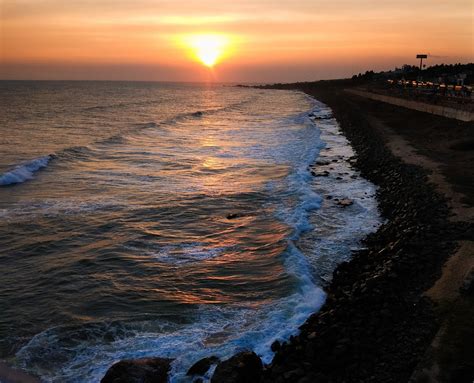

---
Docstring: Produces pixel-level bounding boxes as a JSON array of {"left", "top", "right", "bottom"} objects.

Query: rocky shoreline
[
  {"left": 258, "top": 83, "right": 472, "bottom": 383},
  {"left": 102, "top": 83, "right": 472, "bottom": 382}
]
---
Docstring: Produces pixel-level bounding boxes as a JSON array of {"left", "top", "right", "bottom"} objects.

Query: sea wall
[{"left": 346, "top": 88, "right": 474, "bottom": 122}]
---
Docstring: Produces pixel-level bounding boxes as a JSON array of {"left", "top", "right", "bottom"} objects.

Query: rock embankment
[{"left": 256, "top": 84, "right": 472, "bottom": 382}]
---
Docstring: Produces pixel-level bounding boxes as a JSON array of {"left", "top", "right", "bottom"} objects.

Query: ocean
[{"left": 0, "top": 81, "right": 381, "bottom": 382}]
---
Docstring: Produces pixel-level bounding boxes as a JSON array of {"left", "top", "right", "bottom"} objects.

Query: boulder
[
  {"left": 312, "top": 170, "right": 330, "bottom": 177},
  {"left": 101, "top": 357, "right": 172, "bottom": 383},
  {"left": 211, "top": 351, "right": 263, "bottom": 383},
  {"left": 187, "top": 356, "right": 220, "bottom": 376},
  {"left": 226, "top": 213, "right": 243, "bottom": 220},
  {"left": 316, "top": 160, "right": 331, "bottom": 166},
  {"left": 271, "top": 340, "right": 281, "bottom": 352}
]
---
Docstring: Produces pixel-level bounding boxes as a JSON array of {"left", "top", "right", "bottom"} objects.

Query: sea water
[{"left": 0, "top": 81, "right": 381, "bottom": 382}]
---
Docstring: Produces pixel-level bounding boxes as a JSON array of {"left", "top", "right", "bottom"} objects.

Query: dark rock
[
  {"left": 271, "top": 340, "right": 281, "bottom": 352},
  {"left": 211, "top": 351, "right": 263, "bottom": 383},
  {"left": 316, "top": 160, "right": 331, "bottom": 166},
  {"left": 283, "top": 368, "right": 304, "bottom": 380},
  {"left": 313, "top": 170, "right": 330, "bottom": 177},
  {"left": 226, "top": 213, "right": 243, "bottom": 220},
  {"left": 187, "top": 356, "right": 220, "bottom": 376},
  {"left": 101, "top": 357, "right": 172, "bottom": 383}
]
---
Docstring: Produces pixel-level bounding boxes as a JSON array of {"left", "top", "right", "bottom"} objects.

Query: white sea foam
[
  {"left": 302, "top": 99, "right": 382, "bottom": 280},
  {"left": 123, "top": 242, "right": 230, "bottom": 264},
  {"left": 0, "top": 156, "right": 52, "bottom": 186}
]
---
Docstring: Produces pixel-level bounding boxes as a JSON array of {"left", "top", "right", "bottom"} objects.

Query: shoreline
[{"left": 256, "top": 82, "right": 473, "bottom": 382}]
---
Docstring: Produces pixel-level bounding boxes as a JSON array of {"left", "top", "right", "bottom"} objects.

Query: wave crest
[{"left": 0, "top": 156, "right": 52, "bottom": 186}]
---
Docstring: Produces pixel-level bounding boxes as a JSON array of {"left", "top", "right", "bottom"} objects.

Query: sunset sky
[{"left": 1, "top": 0, "right": 473, "bottom": 82}]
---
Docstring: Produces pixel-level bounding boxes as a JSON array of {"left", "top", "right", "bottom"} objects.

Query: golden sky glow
[{"left": 0, "top": 0, "right": 472, "bottom": 81}]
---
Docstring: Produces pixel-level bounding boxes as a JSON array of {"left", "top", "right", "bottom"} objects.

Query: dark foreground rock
[
  {"left": 211, "top": 351, "right": 263, "bottom": 383},
  {"left": 101, "top": 357, "right": 172, "bottom": 383},
  {"left": 187, "top": 356, "right": 220, "bottom": 376}
]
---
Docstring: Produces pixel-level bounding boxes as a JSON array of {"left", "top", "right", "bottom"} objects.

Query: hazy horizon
[{"left": 1, "top": 0, "right": 473, "bottom": 82}]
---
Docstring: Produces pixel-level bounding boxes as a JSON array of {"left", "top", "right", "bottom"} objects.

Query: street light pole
[{"left": 416, "top": 54, "right": 428, "bottom": 70}]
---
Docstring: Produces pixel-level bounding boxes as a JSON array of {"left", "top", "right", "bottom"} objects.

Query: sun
[{"left": 184, "top": 34, "right": 229, "bottom": 67}]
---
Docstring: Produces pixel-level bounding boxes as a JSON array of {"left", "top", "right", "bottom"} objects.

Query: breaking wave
[{"left": 0, "top": 156, "right": 53, "bottom": 186}]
